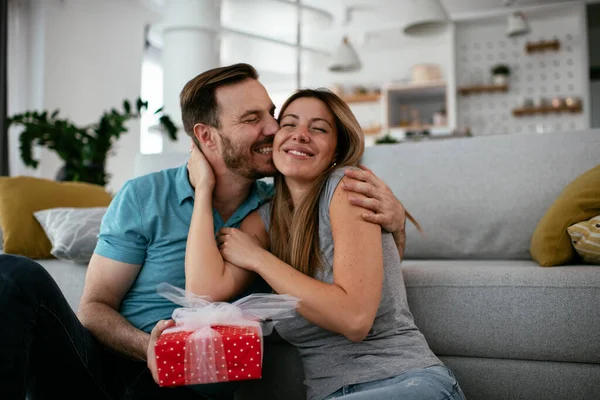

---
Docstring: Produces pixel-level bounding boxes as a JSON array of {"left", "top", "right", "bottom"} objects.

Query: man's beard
[{"left": 219, "top": 131, "right": 275, "bottom": 180}]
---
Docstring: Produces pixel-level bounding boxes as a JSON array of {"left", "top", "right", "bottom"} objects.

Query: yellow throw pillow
[
  {"left": 530, "top": 164, "right": 600, "bottom": 266},
  {"left": 568, "top": 215, "right": 600, "bottom": 264},
  {"left": 0, "top": 176, "right": 113, "bottom": 259}
]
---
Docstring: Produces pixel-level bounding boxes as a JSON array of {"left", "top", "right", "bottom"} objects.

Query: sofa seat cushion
[{"left": 402, "top": 260, "right": 600, "bottom": 364}]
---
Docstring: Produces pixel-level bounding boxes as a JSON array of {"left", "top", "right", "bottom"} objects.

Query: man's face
[{"left": 213, "top": 79, "right": 279, "bottom": 180}]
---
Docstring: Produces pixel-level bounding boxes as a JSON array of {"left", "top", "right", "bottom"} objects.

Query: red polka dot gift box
[
  {"left": 155, "top": 324, "right": 263, "bottom": 387},
  {"left": 153, "top": 282, "right": 299, "bottom": 388}
]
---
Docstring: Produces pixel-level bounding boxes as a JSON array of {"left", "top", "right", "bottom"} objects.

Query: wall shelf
[
  {"left": 458, "top": 84, "right": 508, "bottom": 95},
  {"left": 512, "top": 104, "right": 582, "bottom": 117},
  {"left": 341, "top": 93, "right": 381, "bottom": 104},
  {"left": 525, "top": 39, "right": 560, "bottom": 54},
  {"left": 362, "top": 126, "right": 382, "bottom": 135}
]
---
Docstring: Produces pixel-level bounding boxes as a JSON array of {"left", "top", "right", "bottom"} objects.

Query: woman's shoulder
[
  {"left": 320, "top": 166, "right": 356, "bottom": 207},
  {"left": 256, "top": 200, "right": 273, "bottom": 230}
]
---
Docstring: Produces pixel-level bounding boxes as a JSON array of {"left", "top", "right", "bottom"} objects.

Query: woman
[{"left": 186, "top": 89, "right": 465, "bottom": 400}]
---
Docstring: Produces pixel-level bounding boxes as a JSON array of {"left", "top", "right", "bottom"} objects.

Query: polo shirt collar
[
  {"left": 175, "top": 164, "right": 195, "bottom": 205},
  {"left": 174, "top": 163, "right": 271, "bottom": 209}
]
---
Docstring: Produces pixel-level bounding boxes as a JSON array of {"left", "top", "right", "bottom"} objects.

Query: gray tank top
[{"left": 257, "top": 168, "right": 442, "bottom": 400}]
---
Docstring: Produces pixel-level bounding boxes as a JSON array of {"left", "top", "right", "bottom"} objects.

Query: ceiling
[
  {"left": 141, "top": 0, "right": 587, "bottom": 17},
  {"left": 442, "top": 0, "right": 582, "bottom": 14}
]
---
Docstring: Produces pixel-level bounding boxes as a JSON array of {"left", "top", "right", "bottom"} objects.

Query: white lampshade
[
  {"left": 329, "top": 36, "right": 361, "bottom": 72},
  {"left": 507, "top": 11, "right": 530, "bottom": 37},
  {"left": 402, "top": 0, "right": 449, "bottom": 36}
]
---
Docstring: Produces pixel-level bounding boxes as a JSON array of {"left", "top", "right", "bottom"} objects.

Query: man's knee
[{"left": 0, "top": 254, "right": 52, "bottom": 288}]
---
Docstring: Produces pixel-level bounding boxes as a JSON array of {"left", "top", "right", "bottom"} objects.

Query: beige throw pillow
[{"left": 567, "top": 215, "right": 600, "bottom": 264}]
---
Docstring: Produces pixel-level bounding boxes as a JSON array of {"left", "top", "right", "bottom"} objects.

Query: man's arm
[
  {"left": 77, "top": 254, "right": 148, "bottom": 360},
  {"left": 78, "top": 180, "right": 153, "bottom": 360}
]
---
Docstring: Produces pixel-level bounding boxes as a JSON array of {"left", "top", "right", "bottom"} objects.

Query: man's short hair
[{"left": 180, "top": 63, "right": 259, "bottom": 145}]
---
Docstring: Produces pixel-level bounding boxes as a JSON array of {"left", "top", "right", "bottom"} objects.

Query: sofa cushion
[
  {"left": 402, "top": 260, "right": 600, "bottom": 364},
  {"left": 34, "top": 207, "right": 107, "bottom": 264},
  {"left": 440, "top": 356, "right": 600, "bottom": 400},
  {"left": 361, "top": 129, "right": 600, "bottom": 260},
  {"left": 0, "top": 176, "right": 113, "bottom": 259},
  {"left": 568, "top": 215, "right": 600, "bottom": 264},
  {"left": 530, "top": 164, "right": 600, "bottom": 266}
]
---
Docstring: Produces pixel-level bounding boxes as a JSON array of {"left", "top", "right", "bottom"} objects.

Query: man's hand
[
  {"left": 342, "top": 165, "right": 406, "bottom": 233},
  {"left": 147, "top": 319, "right": 175, "bottom": 384}
]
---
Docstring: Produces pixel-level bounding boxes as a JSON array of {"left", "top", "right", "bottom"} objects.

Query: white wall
[
  {"left": 8, "top": 0, "right": 159, "bottom": 192},
  {"left": 456, "top": 4, "right": 590, "bottom": 136}
]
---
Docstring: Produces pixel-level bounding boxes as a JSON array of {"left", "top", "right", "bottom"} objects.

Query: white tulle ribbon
[{"left": 157, "top": 282, "right": 299, "bottom": 384}]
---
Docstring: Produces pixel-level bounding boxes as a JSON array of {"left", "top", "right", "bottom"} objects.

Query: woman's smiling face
[{"left": 273, "top": 97, "right": 338, "bottom": 183}]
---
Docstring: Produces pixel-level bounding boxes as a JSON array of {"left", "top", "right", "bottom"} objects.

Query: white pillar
[{"left": 161, "top": 0, "right": 221, "bottom": 153}]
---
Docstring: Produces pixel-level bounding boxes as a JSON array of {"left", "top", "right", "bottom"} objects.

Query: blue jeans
[{"left": 323, "top": 365, "right": 466, "bottom": 400}]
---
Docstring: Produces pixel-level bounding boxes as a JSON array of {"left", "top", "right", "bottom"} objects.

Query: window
[{"left": 140, "top": 45, "right": 163, "bottom": 154}]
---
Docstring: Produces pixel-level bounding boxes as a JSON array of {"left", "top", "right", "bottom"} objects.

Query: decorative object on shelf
[
  {"left": 363, "top": 125, "right": 381, "bottom": 135},
  {"left": 526, "top": 39, "right": 560, "bottom": 53},
  {"left": 8, "top": 98, "right": 178, "bottom": 186},
  {"left": 515, "top": 96, "right": 535, "bottom": 109},
  {"left": 458, "top": 84, "right": 509, "bottom": 95},
  {"left": 374, "top": 134, "right": 400, "bottom": 145},
  {"left": 507, "top": 11, "right": 530, "bottom": 37},
  {"left": 491, "top": 64, "right": 511, "bottom": 86},
  {"left": 341, "top": 93, "right": 381, "bottom": 104},
  {"left": 551, "top": 97, "right": 565, "bottom": 108},
  {"left": 411, "top": 64, "right": 443, "bottom": 84},
  {"left": 565, "top": 96, "right": 582, "bottom": 108},
  {"left": 537, "top": 97, "right": 550, "bottom": 108},
  {"left": 433, "top": 108, "right": 447, "bottom": 126},
  {"left": 329, "top": 36, "right": 361, "bottom": 72},
  {"left": 353, "top": 85, "right": 369, "bottom": 95},
  {"left": 402, "top": 0, "right": 449, "bottom": 36},
  {"left": 399, "top": 105, "right": 411, "bottom": 127}
]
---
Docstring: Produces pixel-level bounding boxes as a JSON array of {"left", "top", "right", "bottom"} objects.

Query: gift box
[
  {"left": 156, "top": 324, "right": 263, "bottom": 386},
  {"left": 154, "top": 283, "right": 298, "bottom": 388}
]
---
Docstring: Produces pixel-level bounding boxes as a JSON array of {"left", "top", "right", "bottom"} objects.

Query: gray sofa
[{"left": 37, "top": 129, "right": 600, "bottom": 399}]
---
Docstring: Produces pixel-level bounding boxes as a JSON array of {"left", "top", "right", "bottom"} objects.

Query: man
[{"left": 0, "top": 63, "right": 409, "bottom": 400}]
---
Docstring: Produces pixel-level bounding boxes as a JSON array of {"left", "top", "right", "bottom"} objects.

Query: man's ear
[{"left": 193, "top": 123, "right": 217, "bottom": 150}]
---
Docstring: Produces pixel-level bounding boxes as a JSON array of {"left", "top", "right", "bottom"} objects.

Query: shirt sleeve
[
  {"left": 257, "top": 201, "right": 272, "bottom": 232},
  {"left": 94, "top": 181, "right": 148, "bottom": 265},
  {"left": 322, "top": 167, "right": 350, "bottom": 220}
]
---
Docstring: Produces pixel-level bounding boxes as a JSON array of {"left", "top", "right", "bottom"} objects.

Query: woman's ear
[{"left": 193, "top": 123, "right": 217, "bottom": 150}]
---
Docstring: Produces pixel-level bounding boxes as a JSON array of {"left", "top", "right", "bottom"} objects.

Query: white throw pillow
[{"left": 34, "top": 207, "right": 107, "bottom": 264}]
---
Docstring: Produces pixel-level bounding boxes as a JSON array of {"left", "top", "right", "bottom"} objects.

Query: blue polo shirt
[{"left": 94, "top": 164, "right": 273, "bottom": 333}]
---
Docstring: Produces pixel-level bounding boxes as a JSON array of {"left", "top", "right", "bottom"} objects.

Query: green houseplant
[
  {"left": 374, "top": 133, "right": 400, "bottom": 145},
  {"left": 491, "top": 64, "right": 511, "bottom": 86},
  {"left": 8, "top": 98, "right": 178, "bottom": 187}
]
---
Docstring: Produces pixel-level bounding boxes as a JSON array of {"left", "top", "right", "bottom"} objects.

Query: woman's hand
[
  {"left": 187, "top": 143, "right": 215, "bottom": 192},
  {"left": 217, "top": 227, "right": 265, "bottom": 272}
]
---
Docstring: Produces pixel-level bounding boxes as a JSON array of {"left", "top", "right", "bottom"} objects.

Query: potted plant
[
  {"left": 374, "top": 133, "right": 400, "bottom": 145},
  {"left": 8, "top": 98, "right": 178, "bottom": 187},
  {"left": 491, "top": 64, "right": 511, "bottom": 86}
]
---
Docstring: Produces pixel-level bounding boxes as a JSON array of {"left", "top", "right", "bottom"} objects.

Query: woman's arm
[
  {"left": 342, "top": 166, "right": 408, "bottom": 258},
  {"left": 185, "top": 192, "right": 267, "bottom": 301},
  {"left": 184, "top": 145, "right": 267, "bottom": 301},
  {"left": 219, "top": 180, "right": 383, "bottom": 342}
]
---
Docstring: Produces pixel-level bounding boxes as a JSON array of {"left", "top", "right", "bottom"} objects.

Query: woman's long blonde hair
[{"left": 269, "top": 89, "right": 419, "bottom": 278}]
